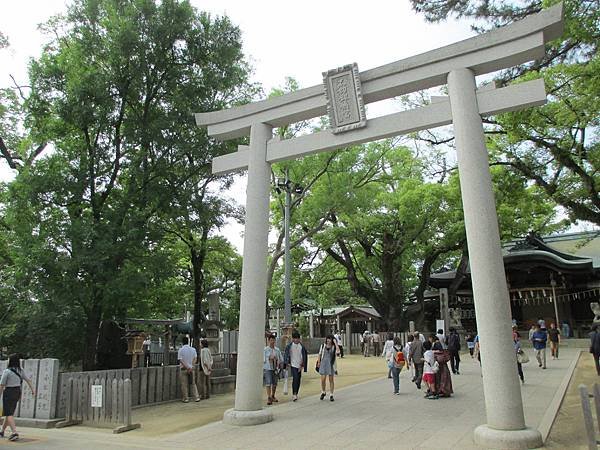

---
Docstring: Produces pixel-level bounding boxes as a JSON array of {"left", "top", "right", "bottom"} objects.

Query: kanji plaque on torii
[{"left": 322, "top": 63, "right": 367, "bottom": 134}]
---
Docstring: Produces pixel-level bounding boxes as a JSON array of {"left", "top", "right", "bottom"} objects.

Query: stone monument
[{"left": 204, "top": 292, "right": 223, "bottom": 355}]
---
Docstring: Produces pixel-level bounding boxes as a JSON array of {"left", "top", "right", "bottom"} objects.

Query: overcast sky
[{"left": 0, "top": 0, "right": 476, "bottom": 251}]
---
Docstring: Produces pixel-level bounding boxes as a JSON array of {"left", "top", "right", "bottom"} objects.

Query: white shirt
[
  {"left": 200, "top": 347, "right": 213, "bottom": 374},
  {"left": 403, "top": 342, "right": 411, "bottom": 360},
  {"left": 382, "top": 339, "right": 394, "bottom": 358},
  {"left": 334, "top": 334, "right": 342, "bottom": 347},
  {"left": 290, "top": 342, "right": 303, "bottom": 368},
  {"left": 177, "top": 344, "right": 197, "bottom": 369},
  {"left": 423, "top": 350, "right": 436, "bottom": 374}
]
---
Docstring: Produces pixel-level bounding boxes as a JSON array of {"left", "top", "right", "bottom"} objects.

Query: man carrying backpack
[
  {"left": 386, "top": 336, "right": 405, "bottom": 395},
  {"left": 446, "top": 327, "right": 461, "bottom": 375}
]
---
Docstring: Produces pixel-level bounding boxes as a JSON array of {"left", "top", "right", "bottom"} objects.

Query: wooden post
[
  {"left": 579, "top": 384, "right": 598, "bottom": 450},
  {"left": 594, "top": 383, "right": 600, "bottom": 436},
  {"left": 112, "top": 379, "right": 141, "bottom": 433},
  {"left": 55, "top": 378, "right": 83, "bottom": 428}
]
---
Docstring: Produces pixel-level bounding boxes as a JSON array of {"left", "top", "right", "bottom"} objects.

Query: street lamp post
[
  {"left": 276, "top": 169, "right": 303, "bottom": 325},
  {"left": 550, "top": 274, "right": 560, "bottom": 327},
  {"left": 283, "top": 170, "right": 292, "bottom": 324}
]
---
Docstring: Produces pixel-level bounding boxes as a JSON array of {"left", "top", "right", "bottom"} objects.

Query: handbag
[
  {"left": 517, "top": 349, "right": 529, "bottom": 364},
  {"left": 283, "top": 369, "right": 289, "bottom": 395}
]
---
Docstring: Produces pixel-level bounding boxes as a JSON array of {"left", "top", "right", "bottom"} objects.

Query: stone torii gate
[{"left": 196, "top": 4, "right": 563, "bottom": 448}]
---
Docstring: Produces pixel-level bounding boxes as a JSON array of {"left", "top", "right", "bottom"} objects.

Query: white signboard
[{"left": 91, "top": 385, "right": 102, "bottom": 408}]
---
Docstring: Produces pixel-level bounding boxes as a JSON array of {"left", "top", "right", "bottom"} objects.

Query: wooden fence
[
  {"left": 57, "top": 362, "right": 235, "bottom": 418},
  {"left": 580, "top": 383, "right": 600, "bottom": 450},
  {"left": 56, "top": 377, "right": 140, "bottom": 433}
]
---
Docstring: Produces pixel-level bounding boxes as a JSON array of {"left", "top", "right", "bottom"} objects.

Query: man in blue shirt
[{"left": 532, "top": 324, "right": 548, "bottom": 369}]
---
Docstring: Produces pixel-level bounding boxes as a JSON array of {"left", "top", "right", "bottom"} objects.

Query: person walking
[
  {"left": 284, "top": 330, "right": 308, "bottom": 402},
  {"left": 589, "top": 325, "right": 600, "bottom": 375},
  {"left": 409, "top": 331, "right": 425, "bottom": 390},
  {"left": 177, "top": 337, "right": 200, "bottom": 403},
  {"left": 404, "top": 334, "right": 414, "bottom": 380},
  {"left": 513, "top": 325, "right": 525, "bottom": 384},
  {"left": 381, "top": 333, "right": 395, "bottom": 379},
  {"left": 387, "top": 337, "right": 405, "bottom": 395},
  {"left": 263, "top": 334, "right": 283, "bottom": 405},
  {"left": 362, "top": 331, "right": 371, "bottom": 357},
  {"left": 433, "top": 344, "right": 453, "bottom": 397},
  {"left": 466, "top": 333, "right": 475, "bottom": 358},
  {"left": 436, "top": 329, "right": 446, "bottom": 349},
  {"left": 0, "top": 354, "right": 36, "bottom": 441},
  {"left": 548, "top": 322, "right": 561, "bottom": 359},
  {"left": 334, "top": 330, "right": 344, "bottom": 358},
  {"left": 528, "top": 324, "right": 536, "bottom": 342},
  {"left": 446, "top": 327, "right": 461, "bottom": 375},
  {"left": 531, "top": 324, "right": 547, "bottom": 369},
  {"left": 143, "top": 334, "right": 151, "bottom": 367},
  {"left": 317, "top": 335, "right": 337, "bottom": 401},
  {"left": 372, "top": 331, "right": 381, "bottom": 357},
  {"left": 422, "top": 340, "right": 439, "bottom": 399},
  {"left": 199, "top": 339, "right": 213, "bottom": 400}
]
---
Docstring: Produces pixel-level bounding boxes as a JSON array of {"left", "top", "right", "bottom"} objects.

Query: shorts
[
  {"left": 422, "top": 373, "right": 436, "bottom": 384},
  {"left": 2, "top": 386, "right": 21, "bottom": 416},
  {"left": 263, "top": 369, "right": 278, "bottom": 387}
]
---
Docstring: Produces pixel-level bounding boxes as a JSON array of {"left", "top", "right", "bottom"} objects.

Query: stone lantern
[{"left": 125, "top": 331, "right": 146, "bottom": 368}]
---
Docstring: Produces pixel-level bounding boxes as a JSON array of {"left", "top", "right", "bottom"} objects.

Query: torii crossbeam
[{"left": 195, "top": 4, "right": 563, "bottom": 448}]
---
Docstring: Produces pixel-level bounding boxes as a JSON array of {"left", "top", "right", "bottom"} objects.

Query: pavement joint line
[{"left": 537, "top": 349, "right": 582, "bottom": 443}]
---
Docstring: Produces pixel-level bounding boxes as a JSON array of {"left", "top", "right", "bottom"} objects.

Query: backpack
[{"left": 394, "top": 348, "right": 405, "bottom": 365}]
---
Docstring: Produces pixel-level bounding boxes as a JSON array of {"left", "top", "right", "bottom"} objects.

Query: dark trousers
[
  {"left": 517, "top": 362, "right": 524, "bottom": 382},
  {"left": 594, "top": 352, "right": 600, "bottom": 376},
  {"left": 413, "top": 362, "right": 424, "bottom": 387},
  {"left": 449, "top": 350, "right": 460, "bottom": 373},
  {"left": 291, "top": 366, "right": 302, "bottom": 395},
  {"left": 338, "top": 345, "right": 344, "bottom": 358},
  {"left": 391, "top": 366, "right": 400, "bottom": 393}
]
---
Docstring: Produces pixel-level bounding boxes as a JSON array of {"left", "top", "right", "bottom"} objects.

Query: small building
[
  {"left": 303, "top": 305, "right": 385, "bottom": 337},
  {"left": 428, "top": 231, "right": 600, "bottom": 337}
]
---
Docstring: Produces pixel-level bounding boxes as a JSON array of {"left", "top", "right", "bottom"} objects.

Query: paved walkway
[{"left": 0, "top": 348, "right": 580, "bottom": 449}]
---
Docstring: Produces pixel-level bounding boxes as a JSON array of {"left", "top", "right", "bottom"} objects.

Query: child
[
  {"left": 466, "top": 333, "right": 475, "bottom": 358},
  {"left": 422, "top": 340, "right": 438, "bottom": 399}
]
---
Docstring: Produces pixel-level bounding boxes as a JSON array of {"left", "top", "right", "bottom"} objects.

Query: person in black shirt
[{"left": 547, "top": 323, "right": 561, "bottom": 359}]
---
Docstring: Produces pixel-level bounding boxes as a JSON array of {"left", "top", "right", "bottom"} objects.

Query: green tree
[
  {"left": 1, "top": 0, "right": 253, "bottom": 368},
  {"left": 408, "top": 0, "right": 600, "bottom": 226}
]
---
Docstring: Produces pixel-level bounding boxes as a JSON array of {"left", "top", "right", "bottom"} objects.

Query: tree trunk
[
  {"left": 82, "top": 303, "right": 102, "bottom": 371},
  {"left": 448, "top": 244, "right": 469, "bottom": 301}
]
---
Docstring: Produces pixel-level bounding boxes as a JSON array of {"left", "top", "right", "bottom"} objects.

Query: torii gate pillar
[
  {"left": 222, "top": 123, "right": 274, "bottom": 426},
  {"left": 448, "top": 68, "right": 542, "bottom": 448}
]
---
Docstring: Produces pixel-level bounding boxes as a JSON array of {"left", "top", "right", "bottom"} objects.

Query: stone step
[
  {"left": 211, "top": 368, "right": 230, "bottom": 378},
  {"left": 210, "top": 375, "right": 235, "bottom": 395}
]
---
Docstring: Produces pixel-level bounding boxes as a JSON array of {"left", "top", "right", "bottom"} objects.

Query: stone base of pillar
[
  {"left": 474, "top": 425, "right": 542, "bottom": 449},
  {"left": 223, "top": 408, "right": 273, "bottom": 426}
]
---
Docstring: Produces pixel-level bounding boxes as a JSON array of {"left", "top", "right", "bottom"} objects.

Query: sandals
[
  {"left": 319, "top": 392, "right": 326, "bottom": 400},
  {"left": 267, "top": 396, "right": 273, "bottom": 405},
  {"left": 9, "top": 433, "right": 19, "bottom": 442},
  {"left": 330, "top": 395, "right": 334, "bottom": 402},
  {"left": 272, "top": 397, "right": 279, "bottom": 403}
]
